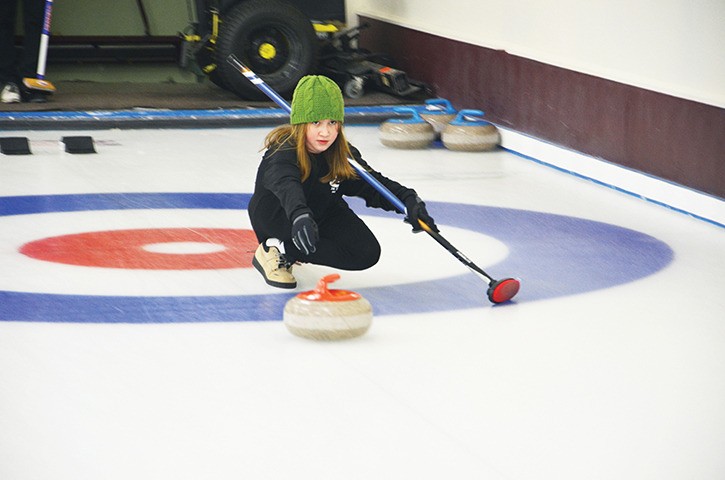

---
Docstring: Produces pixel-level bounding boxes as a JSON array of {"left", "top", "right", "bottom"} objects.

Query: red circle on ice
[{"left": 19, "top": 228, "right": 259, "bottom": 270}]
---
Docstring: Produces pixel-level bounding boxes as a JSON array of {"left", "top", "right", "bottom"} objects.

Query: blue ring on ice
[{"left": 0, "top": 193, "right": 673, "bottom": 323}]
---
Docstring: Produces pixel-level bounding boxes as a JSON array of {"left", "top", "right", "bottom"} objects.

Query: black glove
[
  {"left": 291, "top": 213, "right": 319, "bottom": 255},
  {"left": 404, "top": 195, "right": 438, "bottom": 233}
]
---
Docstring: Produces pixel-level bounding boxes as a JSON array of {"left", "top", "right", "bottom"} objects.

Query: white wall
[{"left": 347, "top": 0, "right": 725, "bottom": 108}]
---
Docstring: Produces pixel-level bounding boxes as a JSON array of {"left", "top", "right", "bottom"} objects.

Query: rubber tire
[
  {"left": 343, "top": 77, "right": 365, "bottom": 99},
  {"left": 215, "top": 0, "right": 318, "bottom": 100}
]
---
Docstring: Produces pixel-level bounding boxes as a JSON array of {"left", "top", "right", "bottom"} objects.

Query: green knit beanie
[{"left": 290, "top": 75, "right": 345, "bottom": 124}]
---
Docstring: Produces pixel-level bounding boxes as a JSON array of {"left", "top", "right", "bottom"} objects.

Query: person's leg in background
[
  {"left": 1, "top": 0, "right": 48, "bottom": 103},
  {"left": 0, "top": 0, "right": 22, "bottom": 102},
  {"left": 19, "top": 0, "right": 47, "bottom": 102}
]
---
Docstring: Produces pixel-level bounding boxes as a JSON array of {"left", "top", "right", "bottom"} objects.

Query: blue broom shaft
[
  {"left": 226, "top": 55, "right": 515, "bottom": 294},
  {"left": 226, "top": 54, "right": 407, "bottom": 214}
]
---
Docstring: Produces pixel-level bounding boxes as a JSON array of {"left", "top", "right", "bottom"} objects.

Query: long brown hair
[{"left": 264, "top": 123, "right": 358, "bottom": 183}]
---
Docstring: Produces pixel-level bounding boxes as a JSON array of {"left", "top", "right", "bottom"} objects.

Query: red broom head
[{"left": 487, "top": 278, "right": 520, "bottom": 304}]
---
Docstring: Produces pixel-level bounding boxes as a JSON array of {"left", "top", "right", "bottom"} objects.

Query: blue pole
[
  {"left": 226, "top": 54, "right": 521, "bottom": 303},
  {"left": 226, "top": 54, "right": 407, "bottom": 214}
]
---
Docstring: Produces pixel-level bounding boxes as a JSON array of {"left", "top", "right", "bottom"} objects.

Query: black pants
[
  {"left": 251, "top": 201, "right": 382, "bottom": 271},
  {"left": 0, "top": 0, "right": 45, "bottom": 84}
]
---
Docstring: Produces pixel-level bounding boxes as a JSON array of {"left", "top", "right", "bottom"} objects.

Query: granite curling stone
[
  {"left": 283, "top": 274, "right": 372, "bottom": 341},
  {"left": 442, "top": 109, "right": 501, "bottom": 152},
  {"left": 418, "top": 98, "right": 457, "bottom": 139},
  {"left": 379, "top": 107, "right": 435, "bottom": 149}
]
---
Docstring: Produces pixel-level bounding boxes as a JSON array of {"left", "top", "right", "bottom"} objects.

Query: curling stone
[
  {"left": 442, "top": 109, "right": 500, "bottom": 152},
  {"left": 283, "top": 274, "right": 372, "bottom": 341},
  {"left": 417, "top": 98, "right": 457, "bottom": 138},
  {"left": 379, "top": 107, "right": 435, "bottom": 149}
]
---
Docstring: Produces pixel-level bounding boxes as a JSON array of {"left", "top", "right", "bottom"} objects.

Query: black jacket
[{"left": 248, "top": 142, "right": 416, "bottom": 240}]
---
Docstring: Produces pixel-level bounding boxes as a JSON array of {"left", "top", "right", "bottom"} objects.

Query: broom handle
[
  {"left": 226, "top": 54, "right": 407, "bottom": 214},
  {"left": 226, "top": 54, "right": 512, "bottom": 291},
  {"left": 36, "top": 0, "right": 54, "bottom": 79}
]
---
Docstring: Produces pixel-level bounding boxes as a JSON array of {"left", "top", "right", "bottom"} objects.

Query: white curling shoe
[
  {"left": 252, "top": 242, "right": 296, "bottom": 289},
  {"left": 1, "top": 83, "right": 21, "bottom": 103}
]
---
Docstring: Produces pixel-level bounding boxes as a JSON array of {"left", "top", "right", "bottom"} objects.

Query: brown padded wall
[{"left": 359, "top": 17, "right": 725, "bottom": 199}]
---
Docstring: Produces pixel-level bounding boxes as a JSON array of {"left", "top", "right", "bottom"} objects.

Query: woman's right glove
[
  {"left": 291, "top": 213, "right": 319, "bottom": 255},
  {"left": 404, "top": 195, "right": 439, "bottom": 233}
]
